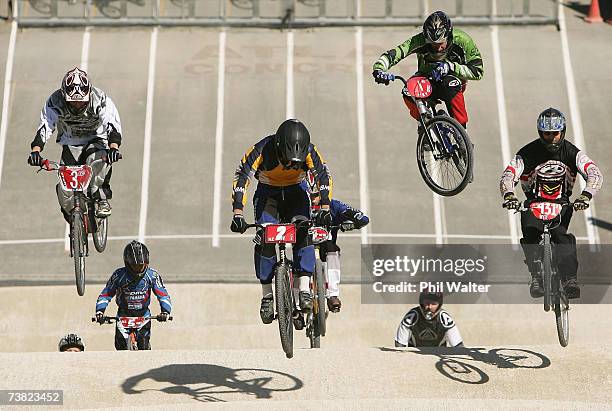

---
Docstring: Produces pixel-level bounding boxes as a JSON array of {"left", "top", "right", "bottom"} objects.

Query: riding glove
[
  {"left": 27, "top": 151, "right": 43, "bottom": 167},
  {"left": 230, "top": 214, "right": 248, "bottom": 233},
  {"left": 502, "top": 192, "right": 521, "bottom": 210},
  {"left": 158, "top": 312, "right": 170, "bottom": 322},
  {"left": 573, "top": 192, "right": 591, "bottom": 211},
  {"left": 95, "top": 311, "right": 105, "bottom": 324},
  {"left": 107, "top": 147, "right": 122, "bottom": 164},
  {"left": 373, "top": 70, "right": 392, "bottom": 85}
]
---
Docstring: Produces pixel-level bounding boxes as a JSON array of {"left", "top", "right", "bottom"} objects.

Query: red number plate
[
  {"left": 309, "top": 227, "right": 330, "bottom": 244},
  {"left": 58, "top": 165, "right": 93, "bottom": 192},
  {"left": 118, "top": 316, "right": 148, "bottom": 329},
  {"left": 407, "top": 76, "right": 433, "bottom": 99},
  {"left": 529, "top": 202, "right": 563, "bottom": 221},
  {"left": 264, "top": 224, "right": 297, "bottom": 244}
]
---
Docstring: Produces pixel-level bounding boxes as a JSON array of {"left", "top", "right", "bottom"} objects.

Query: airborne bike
[{"left": 388, "top": 74, "right": 474, "bottom": 196}]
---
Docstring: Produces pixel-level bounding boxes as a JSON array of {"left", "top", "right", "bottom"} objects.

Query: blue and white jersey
[
  {"left": 328, "top": 199, "right": 369, "bottom": 243},
  {"left": 95, "top": 267, "right": 172, "bottom": 316}
]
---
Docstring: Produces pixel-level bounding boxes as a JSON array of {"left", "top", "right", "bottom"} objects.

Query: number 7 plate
[{"left": 264, "top": 224, "right": 297, "bottom": 244}]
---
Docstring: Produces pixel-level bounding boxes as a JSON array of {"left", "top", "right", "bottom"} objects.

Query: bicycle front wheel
[
  {"left": 274, "top": 264, "right": 294, "bottom": 358},
  {"left": 416, "top": 115, "right": 474, "bottom": 196},
  {"left": 71, "top": 212, "right": 86, "bottom": 296},
  {"left": 554, "top": 276, "right": 570, "bottom": 347},
  {"left": 92, "top": 217, "right": 108, "bottom": 253},
  {"left": 542, "top": 235, "right": 552, "bottom": 312}
]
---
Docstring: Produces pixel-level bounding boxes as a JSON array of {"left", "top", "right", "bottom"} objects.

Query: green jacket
[{"left": 373, "top": 28, "right": 484, "bottom": 82}]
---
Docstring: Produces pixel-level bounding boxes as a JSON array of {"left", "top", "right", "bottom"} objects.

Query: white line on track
[
  {"left": 432, "top": 194, "right": 446, "bottom": 245},
  {"left": 491, "top": 24, "right": 520, "bottom": 244},
  {"left": 138, "top": 27, "right": 158, "bottom": 244},
  {"left": 0, "top": 17, "right": 18, "bottom": 191},
  {"left": 0, "top": 233, "right": 592, "bottom": 245},
  {"left": 355, "top": 26, "right": 370, "bottom": 245},
  {"left": 558, "top": 3, "right": 599, "bottom": 246},
  {"left": 211, "top": 30, "right": 226, "bottom": 248},
  {"left": 286, "top": 30, "right": 294, "bottom": 119}
]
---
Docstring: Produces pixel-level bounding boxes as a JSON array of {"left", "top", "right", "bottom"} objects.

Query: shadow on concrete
[
  {"left": 378, "top": 346, "right": 551, "bottom": 385},
  {"left": 590, "top": 217, "right": 612, "bottom": 232},
  {"left": 122, "top": 364, "right": 303, "bottom": 402}
]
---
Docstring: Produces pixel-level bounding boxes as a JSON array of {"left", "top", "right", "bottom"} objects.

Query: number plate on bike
[
  {"left": 309, "top": 227, "right": 330, "bottom": 244},
  {"left": 118, "top": 316, "right": 148, "bottom": 329},
  {"left": 58, "top": 165, "right": 93, "bottom": 192},
  {"left": 264, "top": 224, "right": 297, "bottom": 244},
  {"left": 407, "top": 76, "right": 433, "bottom": 98},
  {"left": 529, "top": 202, "right": 563, "bottom": 221}
]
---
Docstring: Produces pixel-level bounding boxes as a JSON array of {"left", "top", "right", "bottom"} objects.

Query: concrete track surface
[{"left": 2, "top": 284, "right": 612, "bottom": 409}]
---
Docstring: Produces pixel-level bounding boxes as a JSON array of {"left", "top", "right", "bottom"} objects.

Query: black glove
[
  {"left": 158, "top": 312, "right": 170, "bottom": 322},
  {"left": 340, "top": 221, "right": 355, "bottom": 232},
  {"left": 316, "top": 209, "right": 332, "bottom": 227},
  {"left": 107, "top": 147, "right": 122, "bottom": 164},
  {"left": 373, "top": 70, "right": 392, "bottom": 85},
  {"left": 502, "top": 193, "right": 520, "bottom": 210},
  {"left": 573, "top": 192, "right": 591, "bottom": 211},
  {"left": 27, "top": 151, "right": 43, "bottom": 167},
  {"left": 230, "top": 214, "right": 248, "bottom": 233},
  {"left": 95, "top": 311, "right": 105, "bottom": 324}
]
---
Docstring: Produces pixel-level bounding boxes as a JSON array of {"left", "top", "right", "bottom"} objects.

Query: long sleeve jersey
[
  {"left": 329, "top": 199, "right": 369, "bottom": 243},
  {"left": 373, "top": 28, "right": 484, "bottom": 82},
  {"left": 500, "top": 139, "right": 603, "bottom": 200},
  {"left": 232, "top": 135, "right": 333, "bottom": 210},
  {"left": 95, "top": 267, "right": 172, "bottom": 316},
  {"left": 31, "top": 86, "right": 122, "bottom": 150}
]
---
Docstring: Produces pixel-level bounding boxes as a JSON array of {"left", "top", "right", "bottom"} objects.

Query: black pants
[
  {"left": 114, "top": 320, "right": 151, "bottom": 350},
  {"left": 520, "top": 206, "right": 578, "bottom": 280}
]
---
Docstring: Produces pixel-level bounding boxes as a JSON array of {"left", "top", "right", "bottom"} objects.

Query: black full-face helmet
[
  {"left": 419, "top": 291, "right": 443, "bottom": 320},
  {"left": 537, "top": 107, "right": 567, "bottom": 153},
  {"left": 123, "top": 240, "right": 150, "bottom": 281},
  {"left": 275, "top": 119, "right": 310, "bottom": 170},
  {"left": 423, "top": 11, "right": 453, "bottom": 59}
]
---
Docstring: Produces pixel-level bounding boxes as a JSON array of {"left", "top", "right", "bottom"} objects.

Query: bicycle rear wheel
[
  {"left": 416, "top": 115, "right": 474, "bottom": 196},
  {"left": 554, "top": 276, "right": 570, "bottom": 347},
  {"left": 274, "top": 263, "right": 294, "bottom": 358},
  {"left": 92, "top": 217, "right": 108, "bottom": 253},
  {"left": 71, "top": 212, "right": 86, "bottom": 297},
  {"left": 315, "top": 259, "right": 326, "bottom": 338},
  {"left": 542, "top": 235, "right": 552, "bottom": 312}
]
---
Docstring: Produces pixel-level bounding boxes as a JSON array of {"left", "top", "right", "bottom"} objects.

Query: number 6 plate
[{"left": 264, "top": 224, "right": 297, "bottom": 244}]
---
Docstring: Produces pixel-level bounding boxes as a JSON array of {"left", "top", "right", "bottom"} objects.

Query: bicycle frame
[{"left": 390, "top": 74, "right": 455, "bottom": 158}]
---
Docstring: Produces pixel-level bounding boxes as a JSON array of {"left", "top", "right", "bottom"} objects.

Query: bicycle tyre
[
  {"left": 542, "top": 234, "right": 552, "bottom": 312},
  {"left": 315, "top": 259, "right": 326, "bottom": 338},
  {"left": 416, "top": 115, "right": 474, "bottom": 197},
  {"left": 92, "top": 217, "right": 108, "bottom": 253},
  {"left": 71, "top": 212, "right": 86, "bottom": 297},
  {"left": 554, "top": 276, "right": 570, "bottom": 347},
  {"left": 274, "top": 263, "right": 294, "bottom": 358}
]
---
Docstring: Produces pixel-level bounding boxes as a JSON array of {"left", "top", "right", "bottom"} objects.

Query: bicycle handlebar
[
  {"left": 92, "top": 314, "right": 173, "bottom": 324},
  {"left": 38, "top": 155, "right": 121, "bottom": 172}
]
